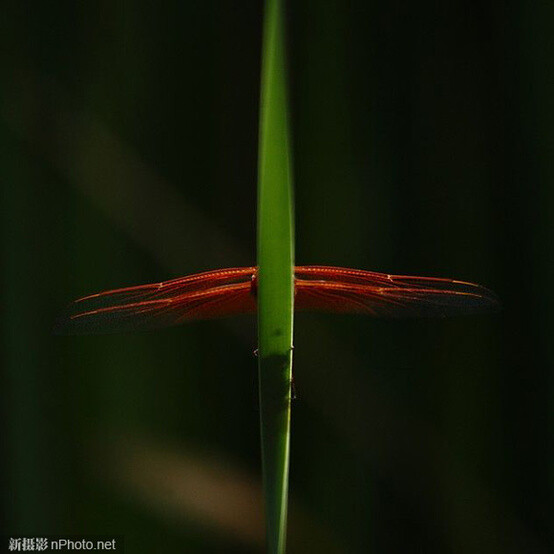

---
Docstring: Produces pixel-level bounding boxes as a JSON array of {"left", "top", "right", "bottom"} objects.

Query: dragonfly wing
[
  {"left": 55, "top": 265, "right": 498, "bottom": 334},
  {"left": 295, "top": 267, "right": 499, "bottom": 318},
  {"left": 55, "top": 268, "right": 256, "bottom": 334}
]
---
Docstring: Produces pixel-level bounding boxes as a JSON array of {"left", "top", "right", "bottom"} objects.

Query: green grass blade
[{"left": 256, "top": 0, "right": 294, "bottom": 552}]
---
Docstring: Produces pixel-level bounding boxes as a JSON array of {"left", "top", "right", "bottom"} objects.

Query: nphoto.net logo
[{"left": 4, "top": 536, "right": 124, "bottom": 552}]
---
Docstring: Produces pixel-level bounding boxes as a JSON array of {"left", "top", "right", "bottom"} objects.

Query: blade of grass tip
[{"left": 256, "top": 0, "right": 295, "bottom": 552}]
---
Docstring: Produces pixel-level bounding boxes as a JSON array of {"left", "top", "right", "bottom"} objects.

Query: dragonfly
[{"left": 55, "top": 266, "right": 499, "bottom": 335}]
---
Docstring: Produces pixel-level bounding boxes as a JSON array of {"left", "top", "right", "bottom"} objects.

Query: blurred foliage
[{"left": 2, "top": 1, "right": 553, "bottom": 553}]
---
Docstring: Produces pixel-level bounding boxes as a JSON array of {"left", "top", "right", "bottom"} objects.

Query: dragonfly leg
[{"left": 291, "top": 372, "right": 297, "bottom": 401}]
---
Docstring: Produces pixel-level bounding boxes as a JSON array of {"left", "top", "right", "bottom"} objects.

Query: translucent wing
[
  {"left": 54, "top": 267, "right": 256, "bottom": 334},
  {"left": 295, "top": 266, "right": 499, "bottom": 317},
  {"left": 55, "top": 265, "right": 498, "bottom": 335}
]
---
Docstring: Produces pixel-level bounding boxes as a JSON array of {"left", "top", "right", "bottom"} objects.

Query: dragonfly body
[{"left": 55, "top": 266, "right": 498, "bottom": 335}]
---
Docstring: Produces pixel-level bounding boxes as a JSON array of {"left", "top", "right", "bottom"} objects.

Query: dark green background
[{"left": 2, "top": 2, "right": 552, "bottom": 552}]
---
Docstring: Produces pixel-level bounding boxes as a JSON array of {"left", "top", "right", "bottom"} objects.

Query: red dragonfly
[{"left": 55, "top": 266, "right": 498, "bottom": 335}]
